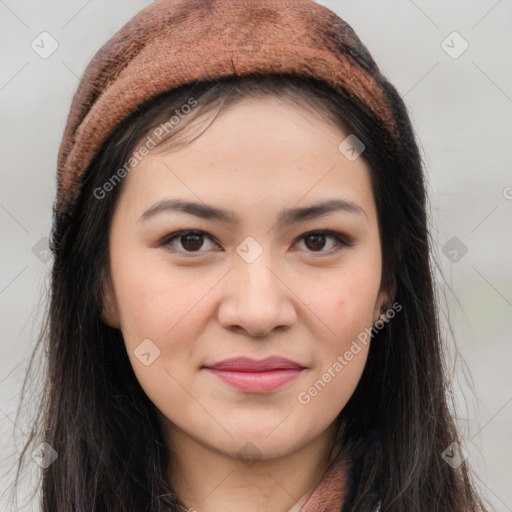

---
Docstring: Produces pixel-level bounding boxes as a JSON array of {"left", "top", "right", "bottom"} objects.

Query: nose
[{"left": 217, "top": 253, "right": 297, "bottom": 338}]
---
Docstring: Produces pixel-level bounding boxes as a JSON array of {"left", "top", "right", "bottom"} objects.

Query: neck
[{"left": 164, "top": 421, "right": 341, "bottom": 512}]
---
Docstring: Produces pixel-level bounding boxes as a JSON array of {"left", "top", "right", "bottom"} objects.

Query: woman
[{"left": 13, "top": 0, "right": 490, "bottom": 510}]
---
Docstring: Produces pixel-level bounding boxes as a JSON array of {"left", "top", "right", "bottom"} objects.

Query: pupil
[
  {"left": 182, "top": 234, "right": 203, "bottom": 251},
  {"left": 305, "top": 234, "right": 325, "bottom": 251}
]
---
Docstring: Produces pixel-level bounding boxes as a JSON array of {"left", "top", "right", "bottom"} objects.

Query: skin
[{"left": 102, "top": 96, "right": 391, "bottom": 512}]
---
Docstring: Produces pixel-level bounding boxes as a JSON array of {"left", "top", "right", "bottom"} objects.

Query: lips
[
  {"left": 205, "top": 356, "right": 305, "bottom": 372},
  {"left": 203, "top": 356, "right": 306, "bottom": 393}
]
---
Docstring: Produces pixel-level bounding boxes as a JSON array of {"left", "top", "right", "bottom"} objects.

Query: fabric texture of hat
[{"left": 55, "top": 0, "right": 399, "bottom": 216}]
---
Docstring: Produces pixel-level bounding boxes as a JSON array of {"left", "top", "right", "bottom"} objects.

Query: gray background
[{"left": 1, "top": 0, "right": 511, "bottom": 510}]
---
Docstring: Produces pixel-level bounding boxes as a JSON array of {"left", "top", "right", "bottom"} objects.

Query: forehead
[{"left": 116, "top": 96, "right": 376, "bottom": 224}]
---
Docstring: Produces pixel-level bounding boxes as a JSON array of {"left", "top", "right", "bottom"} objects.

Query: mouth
[{"left": 202, "top": 356, "right": 306, "bottom": 393}]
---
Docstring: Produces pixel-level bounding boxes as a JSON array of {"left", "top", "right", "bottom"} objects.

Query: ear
[
  {"left": 101, "top": 275, "right": 121, "bottom": 328},
  {"left": 373, "top": 275, "right": 397, "bottom": 325}
]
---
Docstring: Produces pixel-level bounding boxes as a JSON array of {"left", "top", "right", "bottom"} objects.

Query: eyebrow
[{"left": 138, "top": 197, "right": 367, "bottom": 227}]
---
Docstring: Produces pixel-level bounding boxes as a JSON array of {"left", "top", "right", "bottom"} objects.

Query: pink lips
[{"left": 203, "top": 356, "right": 305, "bottom": 393}]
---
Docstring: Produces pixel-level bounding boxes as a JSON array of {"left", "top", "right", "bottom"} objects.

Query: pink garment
[{"left": 300, "top": 449, "right": 351, "bottom": 512}]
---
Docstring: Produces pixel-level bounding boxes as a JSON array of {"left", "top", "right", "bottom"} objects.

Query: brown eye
[
  {"left": 180, "top": 233, "right": 204, "bottom": 251},
  {"left": 304, "top": 233, "right": 327, "bottom": 251},
  {"left": 161, "top": 230, "right": 219, "bottom": 254},
  {"left": 295, "top": 230, "right": 351, "bottom": 254}
]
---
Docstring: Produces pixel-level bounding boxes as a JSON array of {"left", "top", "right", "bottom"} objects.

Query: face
[{"left": 103, "top": 95, "right": 390, "bottom": 464}]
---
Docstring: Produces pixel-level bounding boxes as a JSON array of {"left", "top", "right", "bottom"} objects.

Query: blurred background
[{"left": 1, "top": 0, "right": 511, "bottom": 510}]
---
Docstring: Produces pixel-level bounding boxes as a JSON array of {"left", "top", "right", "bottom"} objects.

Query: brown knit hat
[{"left": 55, "top": 0, "right": 399, "bottom": 216}]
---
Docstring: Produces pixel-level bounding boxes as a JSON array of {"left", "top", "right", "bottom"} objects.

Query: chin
[{"left": 213, "top": 431, "right": 306, "bottom": 463}]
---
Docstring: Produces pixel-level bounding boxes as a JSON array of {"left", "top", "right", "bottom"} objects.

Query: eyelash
[{"left": 159, "top": 229, "right": 353, "bottom": 256}]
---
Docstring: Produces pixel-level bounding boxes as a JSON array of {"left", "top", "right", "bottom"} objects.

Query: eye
[
  {"left": 160, "top": 230, "right": 220, "bottom": 255},
  {"left": 159, "top": 229, "right": 352, "bottom": 256},
  {"left": 293, "top": 230, "right": 352, "bottom": 254}
]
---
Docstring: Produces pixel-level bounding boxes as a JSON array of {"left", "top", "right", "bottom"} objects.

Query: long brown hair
[{"left": 11, "top": 73, "right": 491, "bottom": 511}]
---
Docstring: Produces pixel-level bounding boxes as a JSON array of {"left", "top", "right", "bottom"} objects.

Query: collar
[{"left": 299, "top": 448, "right": 351, "bottom": 512}]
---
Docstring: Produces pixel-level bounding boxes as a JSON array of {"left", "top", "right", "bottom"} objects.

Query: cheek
[
  {"left": 296, "top": 277, "right": 375, "bottom": 418},
  {"left": 307, "top": 261, "right": 381, "bottom": 340},
  {"left": 110, "top": 248, "right": 229, "bottom": 378},
  {"left": 110, "top": 244, "right": 207, "bottom": 340},
  {"left": 111, "top": 263, "right": 211, "bottom": 421},
  {"left": 296, "top": 343, "right": 369, "bottom": 432},
  {"left": 295, "top": 255, "right": 380, "bottom": 410}
]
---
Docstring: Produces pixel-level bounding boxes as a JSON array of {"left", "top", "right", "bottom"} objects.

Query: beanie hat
[{"left": 55, "top": 0, "right": 399, "bottom": 217}]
